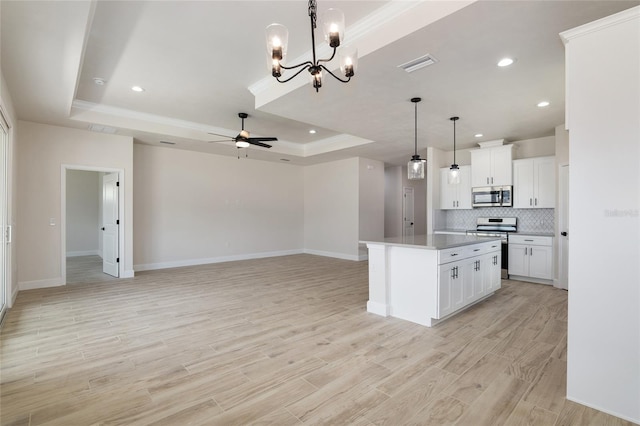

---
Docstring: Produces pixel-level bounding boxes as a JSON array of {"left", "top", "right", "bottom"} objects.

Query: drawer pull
[
  {"left": 474, "top": 249, "right": 480, "bottom": 252},
  {"left": 450, "top": 253, "right": 458, "bottom": 257},
  {"left": 524, "top": 239, "right": 534, "bottom": 242}
]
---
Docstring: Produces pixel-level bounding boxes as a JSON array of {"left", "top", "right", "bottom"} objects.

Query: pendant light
[
  {"left": 448, "top": 116, "right": 460, "bottom": 184},
  {"left": 408, "top": 97, "right": 426, "bottom": 180}
]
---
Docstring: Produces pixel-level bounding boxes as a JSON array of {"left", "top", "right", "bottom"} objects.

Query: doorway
[
  {"left": 63, "top": 167, "right": 122, "bottom": 284},
  {"left": 403, "top": 187, "right": 415, "bottom": 238},
  {"left": 0, "top": 111, "right": 9, "bottom": 322},
  {"left": 558, "top": 164, "right": 569, "bottom": 290}
]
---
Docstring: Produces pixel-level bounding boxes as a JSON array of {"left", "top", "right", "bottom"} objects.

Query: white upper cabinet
[
  {"left": 513, "top": 156, "right": 556, "bottom": 208},
  {"left": 470, "top": 145, "right": 513, "bottom": 187},
  {"left": 440, "top": 166, "right": 471, "bottom": 210}
]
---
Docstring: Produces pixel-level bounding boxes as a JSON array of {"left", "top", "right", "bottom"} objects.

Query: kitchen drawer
[
  {"left": 438, "top": 246, "right": 471, "bottom": 264},
  {"left": 509, "top": 234, "right": 552, "bottom": 247},
  {"left": 473, "top": 240, "right": 502, "bottom": 255}
]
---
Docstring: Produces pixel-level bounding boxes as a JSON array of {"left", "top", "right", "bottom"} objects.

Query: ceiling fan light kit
[
  {"left": 408, "top": 97, "right": 426, "bottom": 181},
  {"left": 266, "top": 0, "right": 357, "bottom": 92},
  {"left": 208, "top": 112, "right": 278, "bottom": 154}
]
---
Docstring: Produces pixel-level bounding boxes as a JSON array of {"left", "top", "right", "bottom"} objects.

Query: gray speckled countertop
[{"left": 360, "top": 234, "right": 501, "bottom": 250}]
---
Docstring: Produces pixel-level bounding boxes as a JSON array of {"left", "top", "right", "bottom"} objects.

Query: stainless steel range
[{"left": 466, "top": 217, "right": 517, "bottom": 278}]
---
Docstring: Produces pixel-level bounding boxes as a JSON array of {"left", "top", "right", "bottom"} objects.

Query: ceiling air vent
[
  {"left": 398, "top": 54, "right": 438, "bottom": 73},
  {"left": 88, "top": 124, "right": 117, "bottom": 134}
]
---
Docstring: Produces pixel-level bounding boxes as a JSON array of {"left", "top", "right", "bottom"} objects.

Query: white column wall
[
  {"left": 16, "top": 121, "right": 134, "bottom": 287},
  {"left": 358, "top": 158, "right": 385, "bottom": 258},
  {"left": 132, "top": 144, "right": 304, "bottom": 270},
  {"left": 562, "top": 7, "right": 640, "bottom": 424},
  {"left": 304, "top": 157, "right": 360, "bottom": 260}
]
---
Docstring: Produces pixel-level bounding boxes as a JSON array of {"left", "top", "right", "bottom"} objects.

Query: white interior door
[
  {"left": 102, "top": 173, "right": 119, "bottom": 277},
  {"left": 558, "top": 164, "right": 569, "bottom": 290},
  {"left": 0, "top": 114, "right": 8, "bottom": 321},
  {"left": 403, "top": 187, "right": 414, "bottom": 238}
]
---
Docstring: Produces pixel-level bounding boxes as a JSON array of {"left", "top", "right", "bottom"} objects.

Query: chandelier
[{"left": 266, "top": 0, "right": 357, "bottom": 92}]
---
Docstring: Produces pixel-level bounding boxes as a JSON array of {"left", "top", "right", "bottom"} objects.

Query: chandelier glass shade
[
  {"left": 265, "top": 0, "right": 357, "bottom": 92},
  {"left": 408, "top": 97, "right": 426, "bottom": 180}
]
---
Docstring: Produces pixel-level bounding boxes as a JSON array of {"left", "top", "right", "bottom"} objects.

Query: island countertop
[{"left": 360, "top": 234, "right": 502, "bottom": 250}]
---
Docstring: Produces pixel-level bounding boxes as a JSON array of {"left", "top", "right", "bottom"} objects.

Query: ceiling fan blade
[
  {"left": 248, "top": 140, "right": 272, "bottom": 148},
  {"left": 208, "top": 132, "right": 233, "bottom": 138},
  {"left": 247, "top": 137, "right": 278, "bottom": 142},
  {"left": 208, "top": 139, "right": 234, "bottom": 143}
]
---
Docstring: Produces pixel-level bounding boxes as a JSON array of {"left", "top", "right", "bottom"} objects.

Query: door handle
[
  {"left": 102, "top": 227, "right": 105, "bottom": 231},
  {"left": 410, "top": 222, "right": 414, "bottom": 226},
  {"left": 561, "top": 231, "right": 568, "bottom": 236}
]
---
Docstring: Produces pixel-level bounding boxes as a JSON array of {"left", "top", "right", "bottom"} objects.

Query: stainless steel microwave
[{"left": 472, "top": 186, "right": 513, "bottom": 207}]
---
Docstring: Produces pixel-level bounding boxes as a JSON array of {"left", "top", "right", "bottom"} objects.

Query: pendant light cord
[
  {"left": 450, "top": 116, "right": 460, "bottom": 166},
  {"left": 414, "top": 101, "right": 418, "bottom": 156}
]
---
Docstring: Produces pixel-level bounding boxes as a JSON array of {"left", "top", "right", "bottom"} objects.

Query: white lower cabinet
[
  {"left": 437, "top": 242, "right": 501, "bottom": 319},
  {"left": 508, "top": 235, "right": 554, "bottom": 283}
]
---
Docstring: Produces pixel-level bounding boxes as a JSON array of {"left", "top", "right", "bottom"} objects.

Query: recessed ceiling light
[
  {"left": 537, "top": 101, "right": 550, "bottom": 107},
  {"left": 309, "top": 129, "right": 317, "bottom": 134},
  {"left": 131, "top": 85, "right": 145, "bottom": 92},
  {"left": 475, "top": 133, "right": 483, "bottom": 138},
  {"left": 497, "top": 57, "right": 515, "bottom": 67},
  {"left": 93, "top": 77, "right": 106, "bottom": 86}
]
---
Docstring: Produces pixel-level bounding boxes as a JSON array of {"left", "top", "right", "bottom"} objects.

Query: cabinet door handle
[
  {"left": 525, "top": 247, "right": 528, "bottom": 255},
  {"left": 491, "top": 177, "right": 494, "bottom": 184},
  {"left": 456, "top": 201, "right": 459, "bottom": 207},
  {"left": 535, "top": 198, "right": 538, "bottom": 206},
  {"left": 524, "top": 239, "right": 533, "bottom": 242},
  {"left": 455, "top": 266, "right": 459, "bottom": 279},
  {"left": 451, "top": 268, "right": 455, "bottom": 279},
  {"left": 487, "top": 177, "right": 489, "bottom": 184},
  {"left": 474, "top": 248, "right": 480, "bottom": 252},
  {"left": 530, "top": 248, "right": 533, "bottom": 256},
  {"left": 530, "top": 198, "right": 533, "bottom": 206},
  {"left": 450, "top": 253, "right": 458, "bottom": 257}
]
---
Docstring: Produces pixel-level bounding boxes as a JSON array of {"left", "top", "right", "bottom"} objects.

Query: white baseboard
[
  {"left": 19, "top": 277, "right": 64, "bottom": 291},
  {"left": 566, "top": 396, "right": 640, "bottom": 425},
  {"left": 66, "top": 250, "right": 100, "bottom": 257},
  {"left": 10, "top": 285, "right": 18, "bottom": 307},
  {"left": 134, "top": 249, "right": 304, "bottom": 272},
  {"left": 303, "top": 249, "right": 362, "bottom": 261},
  {"left": 367, "top": 300, "right": 389, "bottom": 317},
  {"left": 121, "top": 269, "right": 135, "bottom": 278}
]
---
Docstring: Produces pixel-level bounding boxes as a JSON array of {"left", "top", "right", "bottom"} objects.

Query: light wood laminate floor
[{"left": 1, "top": 254, "right": 635, "bottom": 425}]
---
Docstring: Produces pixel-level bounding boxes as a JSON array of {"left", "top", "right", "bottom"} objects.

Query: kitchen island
[{"left": 361, "top": 234, "right": 502, "bottom": 327}]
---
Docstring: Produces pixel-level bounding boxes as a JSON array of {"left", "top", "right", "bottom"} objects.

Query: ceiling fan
[{"left": 208, "top": 113, "right": 277, "bottom": 149}]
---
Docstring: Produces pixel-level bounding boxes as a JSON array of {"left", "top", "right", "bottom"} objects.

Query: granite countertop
[
  {"left": 512, "top": 231, "right": 555, "bottom": 237},
  {"left": 360, "top": 234, "right": 502, "bottom": 250},
  {"left": 433, "top": 229, "right": 469, "bottom": 234}
]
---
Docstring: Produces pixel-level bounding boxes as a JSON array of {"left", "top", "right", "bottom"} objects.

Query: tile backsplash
[{"left": 444, "top": 208, "right": 554, "bottom": 233}]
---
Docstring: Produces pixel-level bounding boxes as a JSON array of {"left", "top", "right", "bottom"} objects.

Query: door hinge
[
  {"left": 116, "top": 219, "right": 120, "bottom": 225},
  {"left": 116, "top": 182, "right": 120, "bottom": 187},
  {"left": 116, "top": 257, "right": 119, "bottom": 263}
]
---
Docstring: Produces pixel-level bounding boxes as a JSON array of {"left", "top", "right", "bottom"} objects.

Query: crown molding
[{"left": 560, "top": 5, "right": 639, "bottom": 45}]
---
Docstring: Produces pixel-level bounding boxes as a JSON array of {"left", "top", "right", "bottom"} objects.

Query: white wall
[
  {"left": 133, "top": 144, "right": 304, "bottom": 270},
  {"left": 563, "top": 7, "right": 639, "bottom": 423},
  {"left": 511, "top": 135, "right": 555, "bottom": 159},
  {"left": 358, "top": 158, "right": 385, "bottom": 257},
  {"left": 17, "top": 121, "right": 134, "bottom": 288},
  {"left": 304, "top": 157, "right": 360, "bottom": 260},
  {"left": 66, "top": 170, "right": 100, "bottom": 256},
  {"left": 384, "top": 166, "right": 402, "bottom": 238},
  {"left": 0, "top": 69, "right": 18, "bottom": 306}
]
